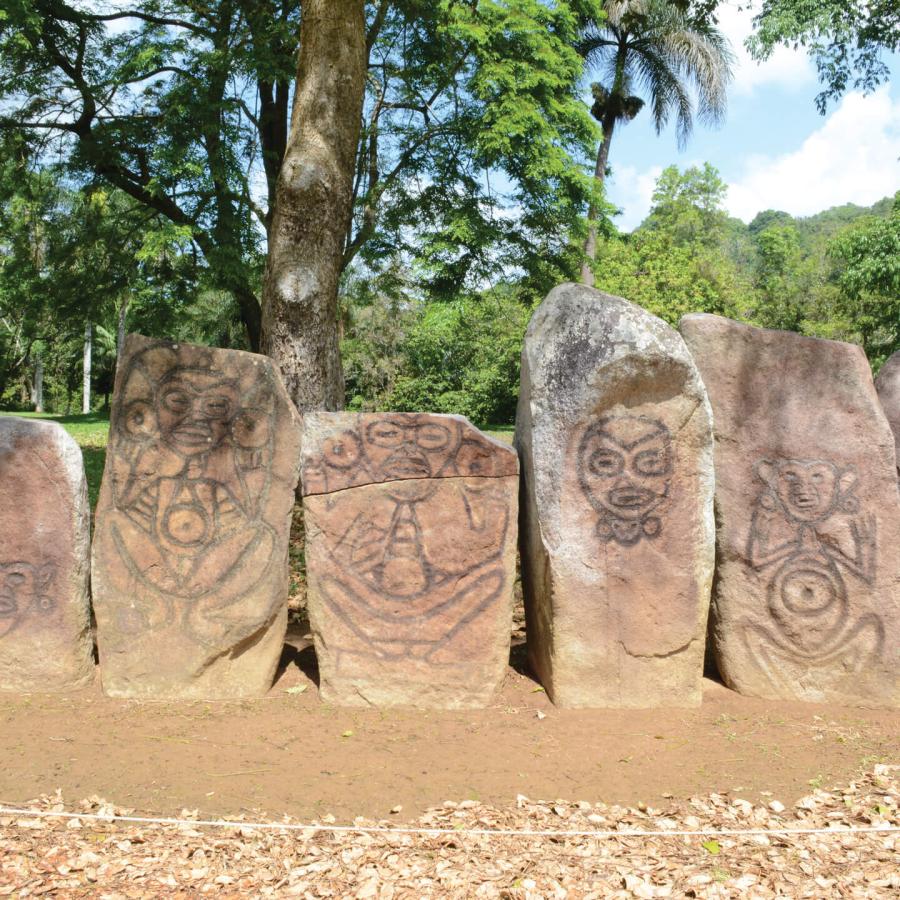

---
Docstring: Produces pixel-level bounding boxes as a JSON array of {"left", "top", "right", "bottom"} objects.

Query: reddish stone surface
[
  {"left": 92, "top": 336, "right": 301, "bottom": 699},
  {"left": 875, "top": 350, "right": 900, "bottom": 483},
  {"left": 681, "top": 315, "right": 900, "bottom": 706},
  {"left": 301, "top": 413, "right": 518, "bottom": 708},
  {"left": 0, "top": 418, "right": 93, "bottom": 692}
]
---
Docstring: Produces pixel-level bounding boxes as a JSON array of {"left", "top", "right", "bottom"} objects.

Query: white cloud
[
  {"left": 717, "top": 1, "right": 815, "bottom": 96},
  {"left": 726, "top": 87, "right": 900, "bottom": 221},
  {"left": 608, "top": 164, "right": 663, "bottom": 230}
]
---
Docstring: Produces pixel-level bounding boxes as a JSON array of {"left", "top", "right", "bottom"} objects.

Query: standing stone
[
  {"left": 875, "top": 350, "right": 900, "bottom": 483},
  {"left": 681, "top": 314, "right": 900, "bottom": 706},
  {"left": 301, "top": 413, "right": 518, "bottom": 707},
  {"left": 516, "top": 284, "right": 715, "bottom": 708},
  {"left": 92, "top": 336, "right": 301, "bottom": 699},
  {"left": 0, "top": 418, "right": 93, "bottom": 691}
]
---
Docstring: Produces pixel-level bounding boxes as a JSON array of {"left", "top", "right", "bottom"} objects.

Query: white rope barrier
[{"left": 0, "top": 805, "right": 896, "bottom": 840}]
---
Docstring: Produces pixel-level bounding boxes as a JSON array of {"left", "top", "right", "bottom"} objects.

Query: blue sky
[{"left": 602, "top": 2, "right": 900, "bottom": 231}]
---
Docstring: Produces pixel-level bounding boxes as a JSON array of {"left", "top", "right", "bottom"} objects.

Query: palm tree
[{"left": 578, "top": 0, "right": 734, "bottom": 285}]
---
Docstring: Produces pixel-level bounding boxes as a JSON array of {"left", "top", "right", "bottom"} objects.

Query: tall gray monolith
[
  {"left": 0, "top": 417, "right": 93, "bottom": 691},
  {"left": 681, "top": 314, "right": 900, "bottom": 707},
  {"left": 516, "top": 284, "right": 715, "bottom": 708},
  {"left": 92, "top": 335, "right": 301, "bottom": 699}
]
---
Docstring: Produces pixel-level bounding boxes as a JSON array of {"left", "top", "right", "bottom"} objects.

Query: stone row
[{"left": 1, "top": 294, "right": 898, "bottom": 708}]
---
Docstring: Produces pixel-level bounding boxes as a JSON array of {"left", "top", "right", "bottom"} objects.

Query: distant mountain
[{"left": 748, "top": 196, "right": 895, "bottom": 250}]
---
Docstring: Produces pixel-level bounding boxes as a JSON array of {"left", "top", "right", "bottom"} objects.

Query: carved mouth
[
  {"left": 790, "top": 491, "right": 818, "bottom": 508},
  {"left": 382, "top": 454, "right": 430, "bottom": 479},
  {"left": 608, "top": 486, "right": 655, "bottom": 509},
  {"left": 171, "top": 424, "right": 213, "bottom": 446}
]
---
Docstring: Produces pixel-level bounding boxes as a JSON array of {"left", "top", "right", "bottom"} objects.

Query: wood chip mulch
[{"left": 0, "top": 765, "right": 896, "bottom": 898}]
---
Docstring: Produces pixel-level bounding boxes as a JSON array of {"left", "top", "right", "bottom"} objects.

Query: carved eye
[
  {"left": 162, "top": 389, "right": 191, "bottom": 413},
  {"left": 121, "top": 399, "right": 156, "bottom": 438},
  {"left": 588, "top": 448, "right": 623, "bottom": 478},
  {"left": 416, "top": 423, "right": 450, "bottom": 451},
  {"left": 366, "top": 421, "right": 404, "bottom": 448},
  {"left": 232, "top": 410, "right": 270, "bottom": 449},
  {"left": 324, "top": 431, "right": 361, "bottom": 468},
  {"left": 202, "top": 395, "right": 232, "bottom": 420},
  {"left": 633, "top": 447, "right": 670, "bottom": 477},
  {"left": 6, "top": 574, "right": 25, "bottom": 587},
  {"left": 456, "top": 442, "right": 492, "bottom": 476}
]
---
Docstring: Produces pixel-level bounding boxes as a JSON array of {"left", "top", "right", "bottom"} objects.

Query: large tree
[
  {"left": 0, "top": 0, "right": 598, "bottom": 410},
  {"left": 576, "top": 0, "right": 733, "bottom": 284}
]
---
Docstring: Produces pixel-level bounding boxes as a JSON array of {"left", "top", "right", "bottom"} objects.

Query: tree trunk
[
  {"left": 82, "top": 322, "right": 92, "bottom": 415},
  {"left": 116, "top": 297, "right": 128, "bottom": 362},
  {"left": 580, "top": 113, "right": 617, "bottom": 287},
  {"left": 260, "top": 0, "right": 367, "bottom": 411},
  {"left": 33, "top": 356, "right": 43, "bottom": 413}
]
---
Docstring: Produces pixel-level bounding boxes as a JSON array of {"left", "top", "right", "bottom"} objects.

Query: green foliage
[
  {"left": 828, "top": 193, "right": 900, "bottom": 365},
  {"left": 594, "top": 164, "right": 746, "bottom": 324},
  {"left": 0, "top": 0, "right": 603, "bottom": 338},
  {"left": 0, "top": 139, "right": 244, "bottom": 412},
  {"left": 356, "top": 0, "right": 600, "bottom": 296},
  {"left": 343, "top": 284, "right": 530, "bottom": 426},
  {"left": 748, "top": 0, "right": 899, "bottom": 112},
  {"left": 749, "top": 223, "right": 807, "bottom": 331},
  {"left": 594, "top": 163, "right": 896, "bottom": 373}
]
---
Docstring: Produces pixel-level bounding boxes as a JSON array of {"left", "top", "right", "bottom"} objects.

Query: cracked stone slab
[
  {"left": 0, "top": 417, "right": 93, "bottom": 692},
  {"left": 875, "top": 349, "right": 900, "bottom": 485},
  {"left": 300, "top": 412, "right": 518, "bottom": 708},
  {"left": 681, "top": 314, "right": 900, "bottom": 706},
  {"left": 92, "top": 335, "right": 301, "bottom": 699},
  {"left": 516, "top": 283, "right": 715, "bottom": 708}
]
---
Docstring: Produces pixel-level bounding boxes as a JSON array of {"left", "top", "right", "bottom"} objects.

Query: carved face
[
  {"left": 155, "top": 369, "right": 239, "bottom": 455},
  {"left": 362, "top": 416, "right": 453, "bottom": 481},
  {"left": 0, "top": 563, "right": 32, "bottom": 621},
  {"left": 578, "top": 416, "right": 672, "bottom": 521},
  {"left": 759, "top": 459, "right": 846, "bottom": 522},
  {"left": 0, "top": 562, "right": 53, "bottom": 637}
]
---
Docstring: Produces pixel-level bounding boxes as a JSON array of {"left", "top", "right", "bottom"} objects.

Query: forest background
[{"left": 0, "top": 0, "right": 898, "bottom": 427}]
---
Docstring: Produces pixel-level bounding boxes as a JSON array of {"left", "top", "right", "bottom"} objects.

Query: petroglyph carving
[
  {"left": 0, "top": 561, "right": 56, "bottom": 639},
  {"left": 304, "top": 414, "right": 515, "bottom": 672},
  {"left": 743, "top": 457, "right": 882, "bottom": 676},
  {"left": 577, "top": 416, "right": 673, "bottom": 546},
  {"left": 105, "top": 342, "right": 279, "bottom": 647}
]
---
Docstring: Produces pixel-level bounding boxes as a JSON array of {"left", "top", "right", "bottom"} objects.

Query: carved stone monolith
[
  {"left": 0, "top": 417, "right": 93, "bottom": 691},
  {"left": 681, "top": 314, "right": 900, "bottom": 706},
  {"left": 516, "top": 283, "right": 715, "bottom": 708},
  {"left": 92, "top": 335, "right": 301, "bottom": 699},
  {"left": 301, "top": 413, "right": 518, "bottom": 708},
  {"left": 875, "top": 350, "right": 900, "bottom": 483}
]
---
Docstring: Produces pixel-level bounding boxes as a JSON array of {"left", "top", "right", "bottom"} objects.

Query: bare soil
[{"left": 0, "top": 623, "right": 896, "bottom": 824}]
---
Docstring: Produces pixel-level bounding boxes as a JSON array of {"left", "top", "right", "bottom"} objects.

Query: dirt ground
[{"left": 0, "top": 623, "right": 896, "bottom": 825}]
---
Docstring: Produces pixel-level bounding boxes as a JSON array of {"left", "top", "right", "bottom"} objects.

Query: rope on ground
[{"left": 0, "top": 805, "right": 896, "bottom": 840}]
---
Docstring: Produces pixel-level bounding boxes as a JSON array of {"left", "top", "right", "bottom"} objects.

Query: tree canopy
[
  {"left": 748, "top": 0, "right": 900, "bottom": 113},
  {"left": 0, "top": 1, "right": 602, "bottom": 352}
]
